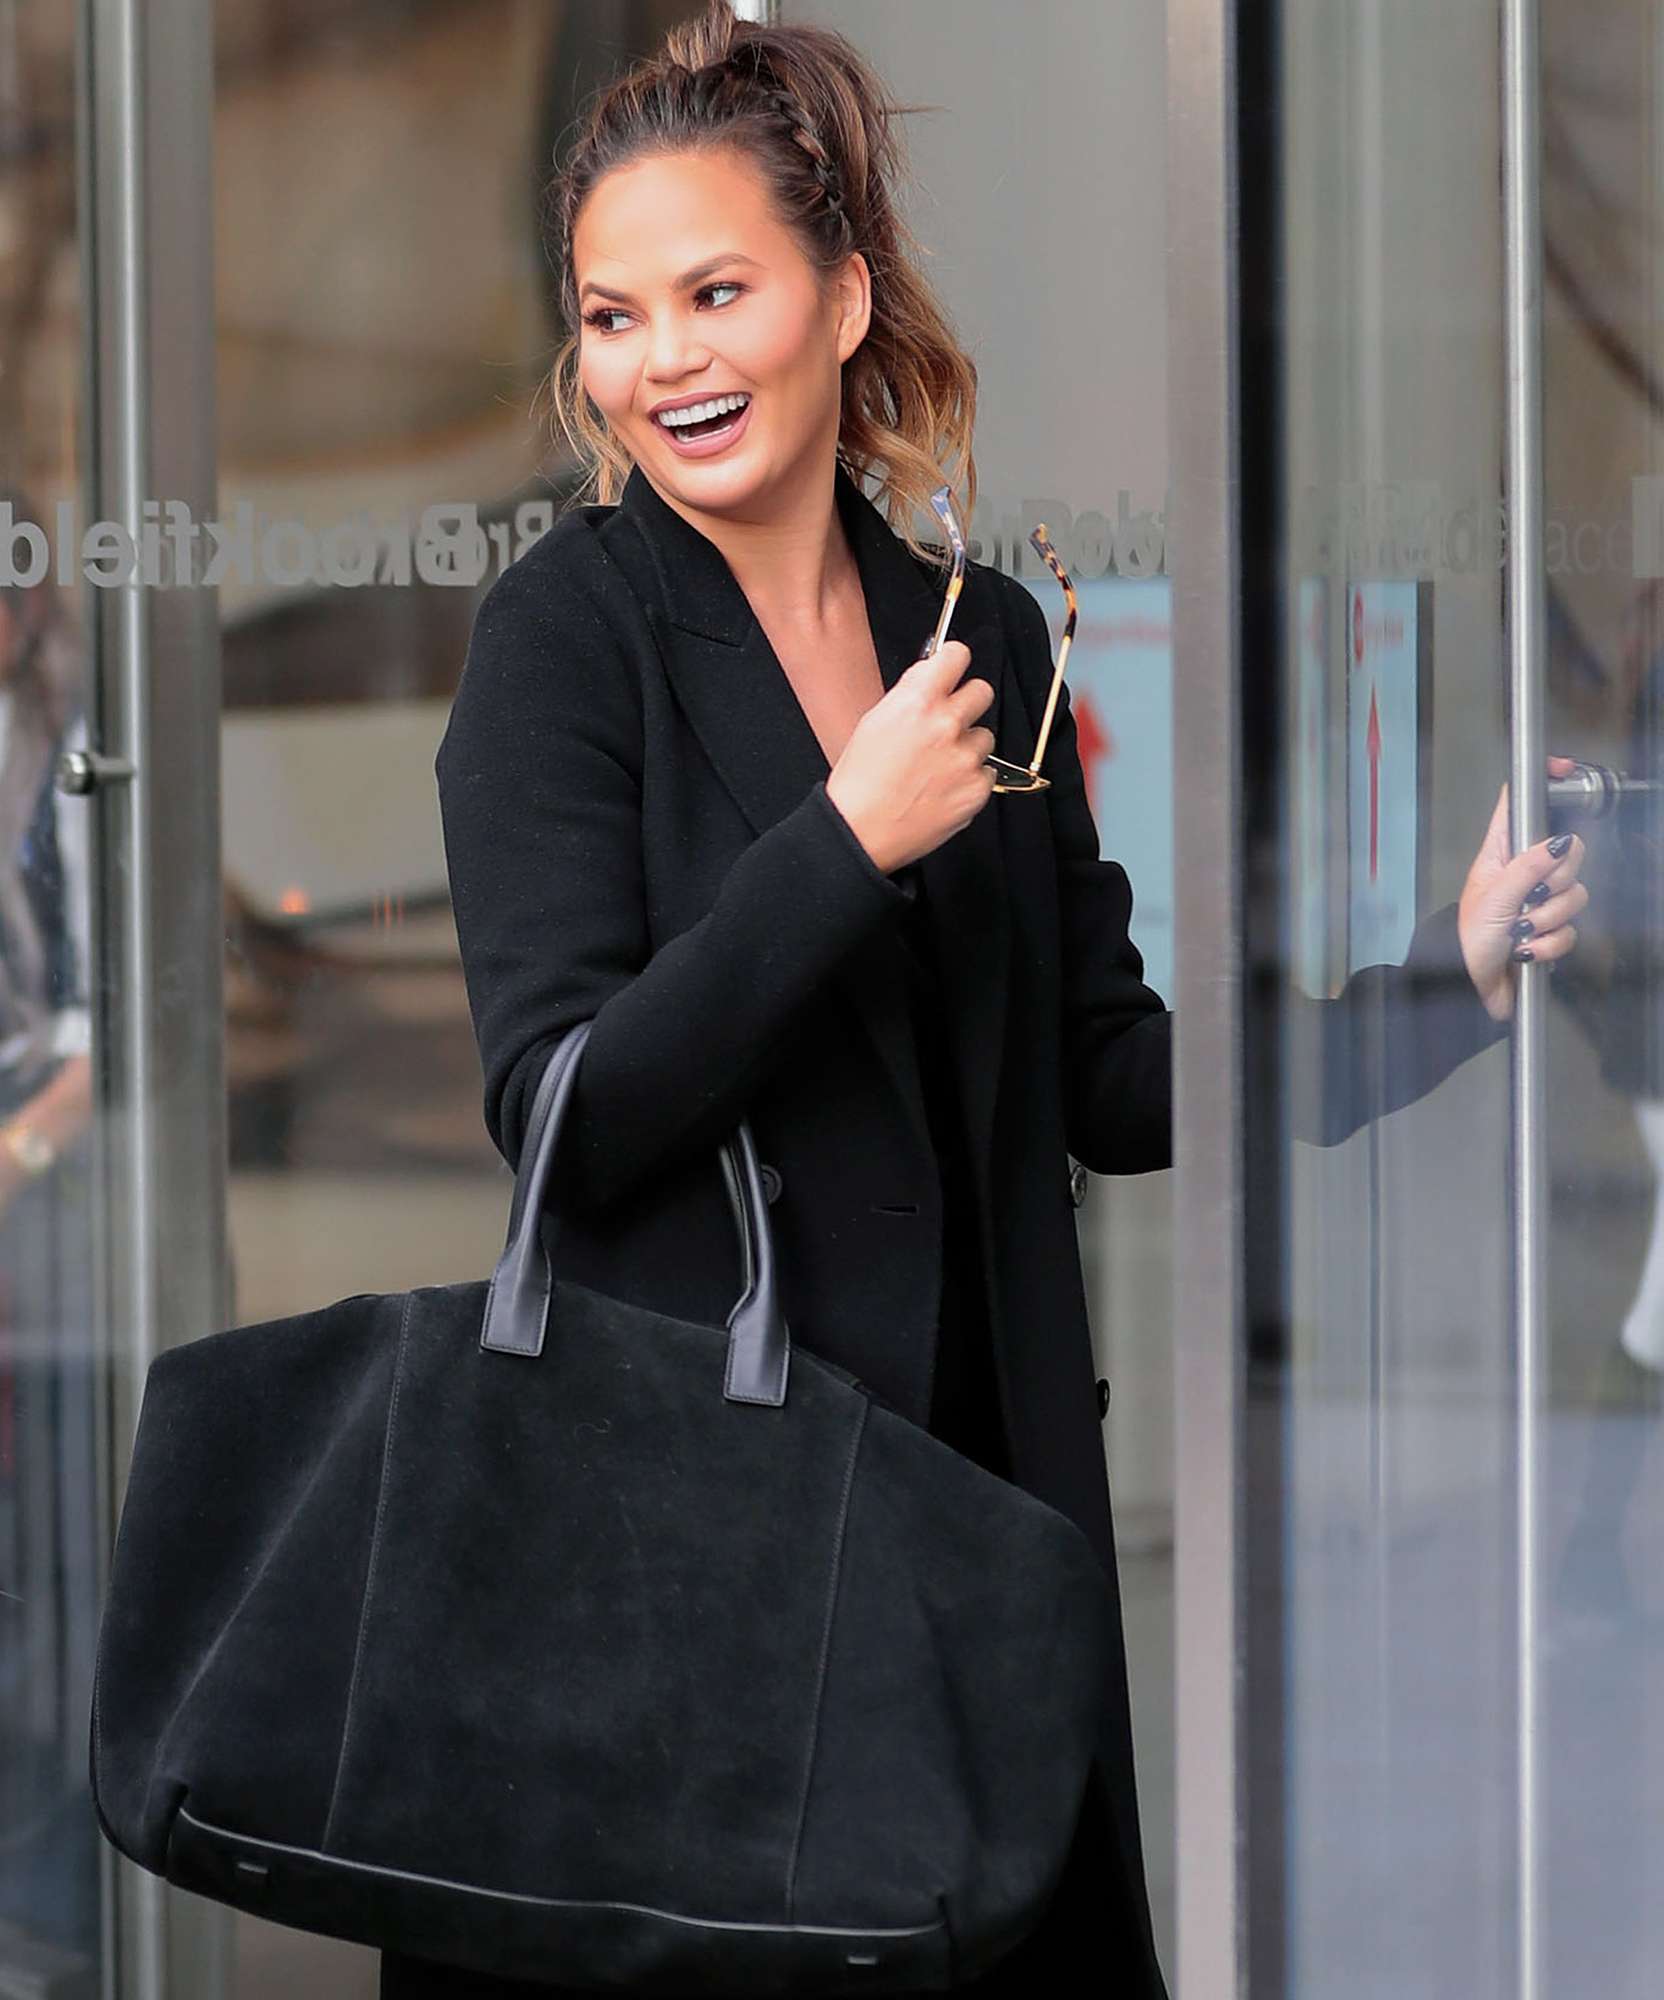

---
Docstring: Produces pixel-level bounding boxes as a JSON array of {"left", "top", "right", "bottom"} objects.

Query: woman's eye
[{"left": 582, "top": 280, "right": 744, "bottom": 336}]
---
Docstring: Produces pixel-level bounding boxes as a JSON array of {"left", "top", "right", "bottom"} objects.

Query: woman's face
[{"left": 573, "top": 147, "right": 869, "bottom": 515}]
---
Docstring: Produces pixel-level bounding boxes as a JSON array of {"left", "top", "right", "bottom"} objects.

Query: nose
[{"left": 643, "top": 310, "right": 710, "bottom": 387}]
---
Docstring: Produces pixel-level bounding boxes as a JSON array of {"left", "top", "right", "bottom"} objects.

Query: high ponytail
[{"left": 537, "top": 0, "right": 977, "bottom": 571}]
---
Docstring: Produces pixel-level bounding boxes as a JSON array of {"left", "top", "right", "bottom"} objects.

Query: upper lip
[{"left": 647, "top": 389, "right": 751, "bottom": 418}]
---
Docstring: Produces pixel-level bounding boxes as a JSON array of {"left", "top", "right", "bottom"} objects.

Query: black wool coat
[{"left": 429, "top": 457, "right": 1506, "bottom": 1997}]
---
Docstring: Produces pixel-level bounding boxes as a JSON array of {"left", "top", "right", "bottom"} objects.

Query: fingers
[
  {"left": 1513, "top": 922, "right": 1578, "bottom": 966},
  {"left": 948, "top": 676, "right": 997, "bottom": 725},
  {"left": 1527, "top": 850, "right": 1584, "bottom": 903},
  {"left": 907, "top": 641, "right": 995, "bottom": 722},
  {"left": 1461, "top": 797, "right": 1590, "bottom": 1006},
  {"left": 1518, "top": 879, "right": 1588, "bottom": 929},
  {"left": 1499, "top": 830, "right": 1585, "bottom": 910},
  {"left": 912, "top": 637, "right": 972, "bottom": 680},
  {"left": 1511, "top": 879, "right": 1588, "bottom": 953},
  {"left": 1508, "top": 834, "right": 1587, "bottom": 966}
]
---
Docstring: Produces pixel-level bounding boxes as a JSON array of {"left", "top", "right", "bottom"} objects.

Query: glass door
[
  {"left": 1171, "top": 0, "right": 1664, "bottom": 1994},
  {"left": 0, "top": 12, "right": 103, "bottom": 1988},
  {"left": 1, "top": 6, "right": 110, "bottom": 1991},
  {"left": 4, "top": 3, "right": 230, "bottom": 1995}
]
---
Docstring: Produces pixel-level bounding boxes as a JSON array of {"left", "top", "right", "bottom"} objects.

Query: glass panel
[
  {"left": 210, "top": 3, "right": 707, "bottom": 1989},
  {"left": 1538, "top": 0, "right": 1664, "bottom": 1988},
  {"left": 1270, "top": 7, "right": 1517, "bottom": 1979},
  {"left": 0, "top": 5, "right": 106, "bottom": 1986},
  {"left": 795, "top": 0, "right": 1178, "bottom": 1967},
  {"left": 1258, "top": 1, "right": 1664, "bottom": 1994}
]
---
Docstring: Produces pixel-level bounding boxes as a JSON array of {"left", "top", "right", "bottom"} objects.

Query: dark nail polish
[
  {"left": 1511, "top": 916, "right": 1536, "bottom": 942},
  {"left": 1523, "top": 881, "right": 1552, "bottom": 909},
  {"left": 1547, "top": 832, "right": 1573, "bottom": 858},
  {"left": 1513, "top": 945, "right": 1535, "bottom": 963}
]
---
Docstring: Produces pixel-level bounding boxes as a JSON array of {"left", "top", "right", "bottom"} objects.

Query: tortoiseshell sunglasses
[{"left": 917, "top": 483, "right": 1076, "bottom": 795}]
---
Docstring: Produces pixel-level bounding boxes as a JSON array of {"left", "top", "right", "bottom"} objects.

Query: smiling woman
[
  {"left": 388, "top": 3, "right": 1186, "bottom": 1995},
  {"left": 573, "top": 144, "right": 858, "bottom": 509},
  {"left": 538, "top": 12, "right": 978, "bottom": 573}
]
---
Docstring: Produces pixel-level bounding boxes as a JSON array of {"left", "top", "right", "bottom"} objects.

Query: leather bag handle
[{"left": 478, "top": 1019, "right": 790, "bottom": 1407}]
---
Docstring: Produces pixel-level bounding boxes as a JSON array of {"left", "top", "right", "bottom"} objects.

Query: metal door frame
[
  {"left": 1167, "top": 0, "right": 1246, "bottom": 1990},
  {"left": 77, "top": 3, "right": 228, "bottom": 1997}
]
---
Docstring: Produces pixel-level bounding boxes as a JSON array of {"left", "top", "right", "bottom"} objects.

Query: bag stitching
[
  {"left": 782, "top": 1398, "right": 869, "bottom": 1925},
  {"left": 129, "top": 1312, "right": 395, "bottom": 1845},
  {"left": 174, "top": 1802, "right": 944, "bottom": 1937},
  {"left": 321, "top": 1289, "right": 416, "bottom": 1853},
  {"left": 91, "top": 1363, "right": 168, "bottom": 1848}
]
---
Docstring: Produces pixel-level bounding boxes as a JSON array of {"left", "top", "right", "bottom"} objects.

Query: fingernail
[
  {"left": 1547, "top": 832, "right": 1573, "bottom": 857},
  {"left": 1510, "top": 917, "right": 1535, "bottom": 942},
  {"left": 1513, "top": 945, "right": 1535, "bottom": 963},
  {"left": 1523, "top": 881, "right": 1552, "bottom": 909}
]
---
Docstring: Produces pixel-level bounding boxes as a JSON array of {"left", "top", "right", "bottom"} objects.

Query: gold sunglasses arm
[
  {"left": 1022, "top": 526, "right": 1078, "bottom": 779},
  {"left": 1027, "top": 625, "right": 1074, "bottom": 775}
]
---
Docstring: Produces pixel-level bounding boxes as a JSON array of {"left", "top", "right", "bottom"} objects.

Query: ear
[{"left": 833, "top": 251, "right": 872, "bottom": 365}]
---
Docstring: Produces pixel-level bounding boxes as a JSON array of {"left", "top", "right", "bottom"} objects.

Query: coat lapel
[{"left": 617, "top": 461, "right": 1012, "bottom": 1192}]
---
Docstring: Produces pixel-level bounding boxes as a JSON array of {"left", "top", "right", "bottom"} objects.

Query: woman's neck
[{"left": 653, "top": 466, "right": 859, "bottom": 633}]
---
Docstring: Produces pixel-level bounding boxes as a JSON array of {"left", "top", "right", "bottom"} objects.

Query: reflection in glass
[
  {"left": 0, "top": 529, "right": 98, "bottom": 1970},
  {"left": 0, "top": 2, "right": 104, "bottom": 1978},
  {"left": 1255, "top": 1, "right": 1664, "bottom": 1993}
]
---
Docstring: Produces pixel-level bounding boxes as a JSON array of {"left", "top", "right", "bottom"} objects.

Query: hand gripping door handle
[{"left": 478, "top": 1018, "right": 791, "bottom": 1406}]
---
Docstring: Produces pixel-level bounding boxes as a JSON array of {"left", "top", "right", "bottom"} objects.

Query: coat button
[
  {"left": 1069, "top": 1161, "right": 1089, "bottom": 1208},
  {"left": 760, "top": 1163, "right": 782, "bottom": 1205},
  {"left": 1096, "top": 1377, "right": 1111, "bottom": 1420}
]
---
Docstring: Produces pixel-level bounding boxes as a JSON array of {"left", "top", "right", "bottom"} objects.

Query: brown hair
[{"left": 537, "top": 0, "right": 977, "bottom": 570}]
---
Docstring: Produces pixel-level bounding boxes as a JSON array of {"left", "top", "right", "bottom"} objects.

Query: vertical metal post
[
  {"left": 78, "top": 1, "right": 227, "bottom": 1996},
  {"left": 1500, "top": 1, "right": 1546, "bottom": 1995},
  {"left": 1169, "top": 0, "right": 1245, "bottom": 1991}
]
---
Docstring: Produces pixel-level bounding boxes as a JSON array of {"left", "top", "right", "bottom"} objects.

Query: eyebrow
[{"left": 578, "top": 254, "right": 763, "bottom": 307}]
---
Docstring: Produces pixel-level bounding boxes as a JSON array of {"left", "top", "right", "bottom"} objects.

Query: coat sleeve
[
  {"left": 999, "top": 574, "right": 1174, "bottom": 1175},
  {"left": 997, "top": 574, "right": 1510, "bottom": 1172},
  {"left": 436, "top": 546, "right": 918, "bottom": 1214},
  {"left": 1281, "top": 902, "right": 1510, "bottom": 1144}
]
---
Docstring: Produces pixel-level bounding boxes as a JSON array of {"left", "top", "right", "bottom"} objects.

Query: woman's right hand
[{"left": 824, "top": 641, "right": 998, "bottom": 875}]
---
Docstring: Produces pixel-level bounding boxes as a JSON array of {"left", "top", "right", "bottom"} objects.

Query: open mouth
[{"left": 653, "top": 393, "right": 752, "bottom": 444}]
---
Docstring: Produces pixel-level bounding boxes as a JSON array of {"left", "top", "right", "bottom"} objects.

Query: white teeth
[{"left": 655, "top": 393, "right": 750, "bottom": 429}]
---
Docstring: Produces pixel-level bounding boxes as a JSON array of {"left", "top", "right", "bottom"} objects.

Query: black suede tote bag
[{"left": 90, "top": 1017, "right": 1117, "bottom": 1993}]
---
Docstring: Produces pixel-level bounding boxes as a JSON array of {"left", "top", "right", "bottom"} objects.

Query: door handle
[
  {"left": 56, "top": 748, "right": 136, "bottom": 795},
  {"left": 1546, "top": 761, "right": 1659, "bottom": 820}
]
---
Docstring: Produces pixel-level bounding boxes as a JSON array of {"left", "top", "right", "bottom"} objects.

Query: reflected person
[{"left": 0, "top": 496, "right": 98, "bottom": 1960}]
